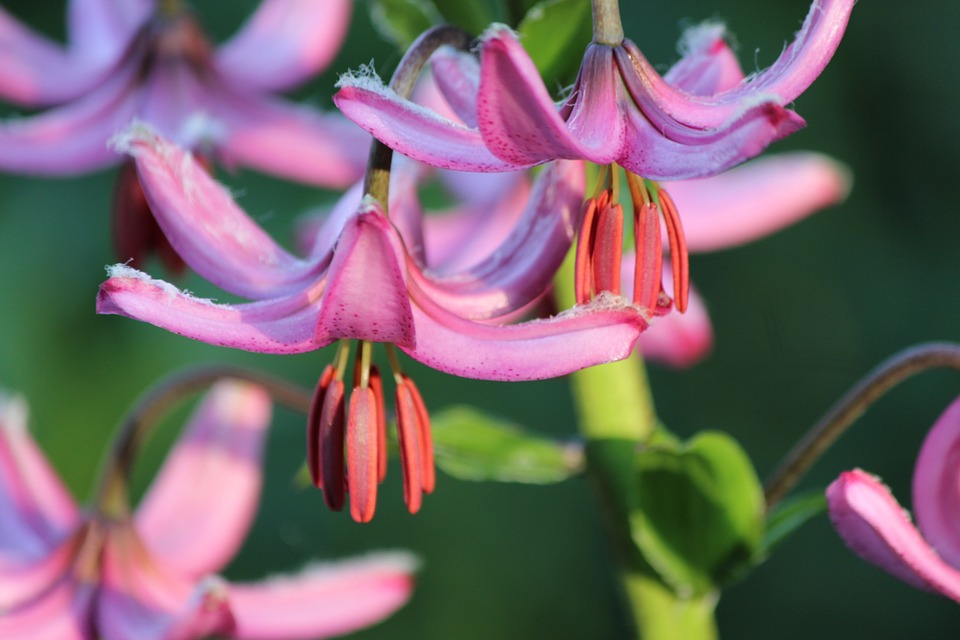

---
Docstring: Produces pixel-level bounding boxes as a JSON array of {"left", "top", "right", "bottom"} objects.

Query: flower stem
[
  {"left": 764, "top": 342, "right": 960, "bottom": 510},
  {"left": 591, "top": 0, "right": 624, "bottom": 45},
  {"left": 92, "top": 365, "right": 312, "bottom": 520},
  {"left": 362, "top": 25, "right": 474, "bottom": 208}
]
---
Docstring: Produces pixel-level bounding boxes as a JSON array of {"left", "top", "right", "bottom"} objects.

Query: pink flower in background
[
  {"left": 0, "top": 381, "right": 417, "bottom": 639},
  {"left": 827, "top": 396, "right": 960, "bottom": 602},
  {"left": 0, "top": 0, "right": 367, "bottom": 270},
  {"left": 95, "top": 126, "right": 650, "bottom": 521}
]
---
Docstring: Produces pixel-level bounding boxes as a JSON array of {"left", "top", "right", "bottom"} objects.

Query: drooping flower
[
  {"left": 335, "top": 4, "right": 854, "bottom": 319},
  {"left": 96, "top": 125, "right": 650, "bottom": 521},
  {"left": 0, "top": 381, "right": 417, "bottom": 639},
  {"left": 0, "top": 0, "right": 367, "bottom": 269},
  {"left": 827, "top": 396, "right": 960, "bottom": 602}
]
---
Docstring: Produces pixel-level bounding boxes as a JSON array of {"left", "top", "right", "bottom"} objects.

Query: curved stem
[
  {"left": 362, "top": 24, "right": 475, "bottom": 208},
  {"left": 92, "top": 365, "right": 312, "bottom": 519},
  {"left": 764, "top": 342, "right": 960, "bottom": 510},
  {"left": 591, "top": 0, "right": 624, "bottom": 45}
]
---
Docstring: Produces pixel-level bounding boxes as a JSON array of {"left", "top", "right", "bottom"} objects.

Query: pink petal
[
  {"left": 667, "top": 152, "right": 852, "bottom": 252},
  {"left": 429, "top": 46, "right": 481, "bottom": 128},
  {"left": 116, "top": 124, "right": 324, "bottom": 299},
  {"left": 636, "top": 284, "right": 713, "bottom": 368},
  {"left": 216, "top": 92, "right": 369, "bottom": 189},
  {"left": 477, "top": 29, "right": 623, "bottom": 166},
  {"left": 135, "top": 382, "right": 272, "bottom": 579},
  {"left": 334, "top": 76, "right": 519, "bottom": 172},
  {"left": 98, "top": 530, "right": 234, "bottom": 640},
  {"left": 316, "top": 202, "right": 416, "bottom": 348},
  {"left": 0, "top": 61, "right": 140, "bottom": 175},
  {"left": 97, "top": 265, "right": 327, "bottom": 354},
  {"left": 827, "top": 469, "right": 960, "bottom": 601},
  {"left": 215, "top": 0, "right": 351, "bottom": 92},
  {"left": 66, "top": 0, "right": 152, "bottom": 74},
  {"left": 228, "top": 552, "right": 418, "bottom": 640},
  {"left": 0, "top": 530, "right": 81, "bottom": 612},
  {"left": 0, "top": 570, "right": 94, "bottom": 640},
  {"left": 409, "top": 160, "right": 584, "bottom": 319},
  {"left": 913, "top": 396, "right": 960, "bottom": 570},
  {"left": 404, "top": 292, "right": 648, "bottom": 381},
  {"left": 0, "top": 393, "right": 80, "bottom": 560},
  {"left": 664, "top": 23, "right": 745, "bottom": 96}
]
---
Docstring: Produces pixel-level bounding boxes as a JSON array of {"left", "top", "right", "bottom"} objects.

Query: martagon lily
[
  {"left": 96, "top": 124, "right": 650, "bottom": 522},
  {"left": 0, "top": 0, "right": 367, "bottom": 269},
  {"left": 335, "top": 2, "right": 854, "bottom": 320},
  {"left": 0, "top": 380, "right": 417, "bottom": 639},
  {"left": 827, "top": 396, "right": 960, "bottom": 603}
]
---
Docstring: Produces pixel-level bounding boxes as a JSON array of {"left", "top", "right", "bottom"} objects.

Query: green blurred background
[{"left": 1, "top": 0, "right": 958, "bottom": 637}]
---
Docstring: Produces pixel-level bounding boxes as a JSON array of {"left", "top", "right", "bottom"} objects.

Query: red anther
[
  {"left": 633, "top": 202, "right": 663, "bottom": 311},
  {"left": 368, "top": 366, "right": 388, "bottom": 483},
  {"left": 112, "top": 160, "right": 186, "bottom": 274},
  {"left": 318, "top": 379, "right": 346, "bottom": 512},
  {"left": 659, "top": 190, "right": 689, "bottom": 313},
  {"left": 347, "top": 387, "right": 379, "bottom": 523},
  {"left": 574, "top": 197, "right": 599, "bottom": 304},
  {"left": 395, "top": 380, "right": 424, "bottom": 514},
  {"left": 402, "top": 375, "right": 434, "bottom": 495},
  {"left": 306, "top": 365, "right": 335, "bottom": 488},
  {"left": 592, "top": 201, "right": 624, "bottom": 296}
]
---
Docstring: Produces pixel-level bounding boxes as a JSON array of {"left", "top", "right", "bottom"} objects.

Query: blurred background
[{"left": 0, "top": 0, "right": 958, "bottom": 637}]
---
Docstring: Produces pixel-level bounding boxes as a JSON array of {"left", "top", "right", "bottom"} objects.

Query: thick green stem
[
  {"left": 557, "top": 253, "right": 716, "bottom": 639},
  {"left": 591, "top": 0, "right": 624, "bottom": 44}
]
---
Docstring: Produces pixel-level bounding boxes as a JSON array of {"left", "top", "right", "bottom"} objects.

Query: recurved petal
[
  {"left": 228, "top": 553, "right": 418, "bottom": 640},
  {"left": 67, "top": 0, "right": 152, "bottom": 72},
  {"left": 667, "top": 152, "right": 851, "bottom": 252},
  {"left": 216, "top": 91, "right": 369, "bottom": 189},
  {"left": 0, "top": 393, "right": 79, "bottom": 560},
  {"left": 635, "top": 281, "right": 713, "bottom": 368},
  {"left": 115, "top": 124, "right": 323, "bottom": 299},
  {"left": 405, "top": 291, "right": 647, "bottom": 381},
  {"left": 827, "top": 469, "right": 960, "bottom": 601},
  {"left": 409, "top": 160, "right": 584, "bottom": 319},
  {"left": 664, "top": 22, "right": 745, "bottom": 96},
  {"left": 97, "top": 265, "right": 327, "bottom": 354},
  {"left": 913, "top": 397, "right": 960, "bottom": 570},
  {"left": 334, "top": 73, "right": 519, "bottom": 172},
  {"left": 135, "top": 382, "right": 272, "bottom": 579},
  {"left": 477, "top": 29, "right": 622, "bottom": 166},
  {"left": 215, "top": 0, "right": 350, "bottom": 92},
  {"left": 0, "top": 572, "right": 94, "bottom": 640},
  {"left": 429, "top": 45, "right": 481, "bottom": 128},
  {"left": 315, "top": 202, "right": 416, "bottom": 348}
]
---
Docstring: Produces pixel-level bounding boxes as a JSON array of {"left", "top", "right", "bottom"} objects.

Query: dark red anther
[
  {"left": 395, "top": 379, "right": 424, "bottom": 514},
  {"left": 402, "top": 375, "right": 434, "bottom": 495},
  {"left": 659, "top": 189, "right": 689, "bottom": 314},
  {"left": 112, "top": 160, "right": 186, "bottom": 274},
  {"left": 633, "top": 202, "right": 663, "bottom": 311},
  {"left": 368, "top": 366, "right": 388, "bottom": 483},
  {"left": 347, "top": 387, "right": 379, "bottom": 523},
  {"left": 592, "top": 201, "right": 624, "bottom": 297},
  {"left": 306, "top": 365, "right": 335, "bottom": 488},
  {"left": 318, "top": 379, "right": 346, "bottom": 511}
]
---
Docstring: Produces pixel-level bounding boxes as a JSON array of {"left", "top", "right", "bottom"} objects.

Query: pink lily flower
[
  {"left": 95, "top": 125, "right": 650, "bottom": 521},
  {"left": 0, "top": 381, "right": 417, "bottom": 639},
  {"left": 0, "top": 0, "right": 367, "bottom": 269},
  {"left": 827, "top": 396, "right": 960, "bottom": 602}
]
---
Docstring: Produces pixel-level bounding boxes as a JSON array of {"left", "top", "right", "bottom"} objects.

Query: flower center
[
  {"left": 307, "top": 341, "right": 434, "bottom": 523},
  {"left": 574, "top": 167, "right": 689, "bottom": 317}
]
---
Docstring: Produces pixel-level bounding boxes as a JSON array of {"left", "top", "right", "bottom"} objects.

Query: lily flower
[
  {"left": 827, "top": 396, "right": 960, "bottom": 602},
  {"left": 96, "top": 125, "right": 650, "bottom": 521},
  {"left": 335, "top": 5, "right": 853, "bottom": 319},
  {"left": 0, "top": 0, "right": 367, "bottom": 270},
  {"left": 0, "top": 381, "right": 417, "bottom": 639}
]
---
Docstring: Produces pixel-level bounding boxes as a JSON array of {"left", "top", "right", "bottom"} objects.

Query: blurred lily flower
[
  {"left": 0, "top": 381, "right": 417, "bottom": 639},
  {"left": 96, "top": 125, "right": 650, "bottom": 521},
  {"left": 827, "top": 396, "right": 960, "bottom": 602},
  {"left": 0, "top": 0, "right": 367, "bottom": 270}
]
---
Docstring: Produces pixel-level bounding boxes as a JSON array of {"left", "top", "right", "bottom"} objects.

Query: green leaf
[
  {"left": 433, "top": 0, "right": 497, "bottom": 35},
  {"left": 762, "top": 490, "right": 827, "bottom": 554},
  {"left": 430, "top": 406, "right": 583, "bottom": 483},
  {"left": 368, "top": 0, "right": 443, "bottom": 51},
  {"left": 517, "top": 0, "right": 592, "bottom": 92},
  {"left": 630, "top": 431, "right": 765, "bottom": 597}
]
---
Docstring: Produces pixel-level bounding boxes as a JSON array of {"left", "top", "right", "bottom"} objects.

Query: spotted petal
[{"left": 913, "top": 396, "right": 960, "bottom": 571}]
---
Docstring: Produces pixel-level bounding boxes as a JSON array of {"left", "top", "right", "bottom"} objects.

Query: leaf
[
  {"left": 517, "top": 0, "right": 592, "bottom": 92},
  {"left": 368, "top": 0, "right": 443, "bottom": 51},
  {"left": 630, "top": 431, "right": 765, "bottom": 597},
  {"left": 430, "top": 405, "right": 583, "bottom": 483},
  {"left": 762, "top": 490, "right": 827, "bottom": 554}
]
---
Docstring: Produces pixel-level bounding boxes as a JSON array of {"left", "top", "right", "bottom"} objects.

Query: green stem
[
  {"left": 557, "top": 253, "right": 716, "bottom": 639},
  {"left": 590, "top": 0, "right": 624, "bottom": 44}
]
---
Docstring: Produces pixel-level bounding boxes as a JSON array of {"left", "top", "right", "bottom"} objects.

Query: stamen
[
  {"left": 402, "top": 375, "right": 435, "bottom": 494},
  {"left": 306, "top": 365, "right": 335, "bottom": 489},
  {"left": 368, "top": 366, "right": 388, "bottom": 483},
  {"left": 658, "top": 189, "right": 689, "bottom": 314},
  {"left": 574, "top": 196, "right": 599, "bottom": 304},
  {"left": 395, "top": 378, "right": 424, "bottom": 514},
  {"left": 347, "top": 387, "right": 379, "bottom": 523},
  {"left": 318, "top": 379, "right": 346, "bottom": 511},
  {"left": 633, "top": 202, "right": 662, "bottom": 312},
  {"left": 592, "top": 200, "right": 624, "bottom": 296}
]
